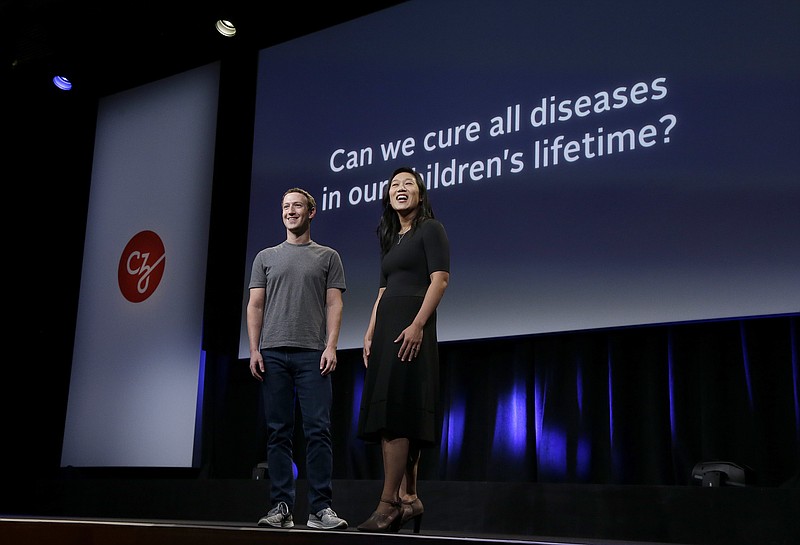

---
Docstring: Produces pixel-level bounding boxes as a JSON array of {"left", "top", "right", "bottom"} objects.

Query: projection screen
[{"left": 240, "top": 0, "right": 800, "bottom": 354}]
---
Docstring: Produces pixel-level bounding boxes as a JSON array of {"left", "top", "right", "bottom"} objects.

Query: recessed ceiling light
[
  {"left": 215, "top": 19, "right": 236, "bottom": 37},
  {"left": 53, "top": 76, "right": 73, "bottom": 91}
]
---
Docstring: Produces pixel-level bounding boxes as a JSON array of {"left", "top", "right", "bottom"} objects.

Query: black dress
[{"left": 357, "top": 219, "right": 450, "bottom": 447}]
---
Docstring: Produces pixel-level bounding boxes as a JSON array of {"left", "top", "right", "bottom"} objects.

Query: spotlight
[
  {"left": 53, "top": 76, "right": 72, "bottom": 91},
  {"left": 215, "top": 19, "right": 236, "bottom": 37}
]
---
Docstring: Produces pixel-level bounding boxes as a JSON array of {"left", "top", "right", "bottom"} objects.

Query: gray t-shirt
[{"left": 249, "top": 240, "right": 346, "bottom": 350}]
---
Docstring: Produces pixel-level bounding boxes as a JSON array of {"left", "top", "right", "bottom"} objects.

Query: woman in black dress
[{"left": 356, "top": 167, "right": 450, "bottom": 533}]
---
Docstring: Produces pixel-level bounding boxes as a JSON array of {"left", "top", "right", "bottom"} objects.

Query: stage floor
[
  {"left": 0, "top": 516, "right": 688, "bottom": 545},
  {"left": 2, "top": 478, "right": 797, "bottom": 545}
]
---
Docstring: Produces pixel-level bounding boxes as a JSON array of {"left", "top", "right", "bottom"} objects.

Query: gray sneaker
[
  {"left": 258, "top": 501, "right": 294, "bottom": 528},
  {"left": 307, "top": 507, "right": 348, "bottom": 530}
]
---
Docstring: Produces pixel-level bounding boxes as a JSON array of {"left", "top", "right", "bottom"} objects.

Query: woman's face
[{"left": 389, "top": 171, "right": 420, "bottom": 212}]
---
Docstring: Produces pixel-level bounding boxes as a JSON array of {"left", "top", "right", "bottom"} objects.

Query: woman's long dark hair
[{"left": 377, "top": 167, "right": 435, "bottom": 255}]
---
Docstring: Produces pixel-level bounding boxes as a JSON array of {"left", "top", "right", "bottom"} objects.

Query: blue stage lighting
[{"left": 53, "top": 76, "right": 72, "bottom": 91}]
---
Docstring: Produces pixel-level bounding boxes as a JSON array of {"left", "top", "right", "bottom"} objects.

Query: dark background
[{"left": 3, "top": 0, "right": 797, "bottom": 495}]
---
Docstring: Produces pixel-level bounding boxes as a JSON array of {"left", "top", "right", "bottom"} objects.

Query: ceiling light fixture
[
  {"left": 53, "top": 76, "right": 73, "bottom": 91},
  {"left": 215, "top": 19, "right": 236, "bottom": 37}
]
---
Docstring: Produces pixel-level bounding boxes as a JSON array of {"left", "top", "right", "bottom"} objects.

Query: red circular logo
[{"left": 118, "top": 230, "right": 166, "bottom": 303}]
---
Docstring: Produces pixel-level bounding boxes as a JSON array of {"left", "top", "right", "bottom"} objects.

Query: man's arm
[
  {"left": 320, "top": 287, "right": 344, "bottom": 375},
  {"left": 247, "top": 287, "right": 266, "bottom": 381}
]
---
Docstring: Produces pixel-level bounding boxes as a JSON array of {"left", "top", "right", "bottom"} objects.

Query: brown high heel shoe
[
  {"left": 356, "top": 498, "right": 402, "bottom": 533},
  {"left": 401, "top": 497, "right": 424, "bottom": 534}
]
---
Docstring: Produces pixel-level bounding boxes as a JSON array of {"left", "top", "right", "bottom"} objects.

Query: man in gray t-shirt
[{"left": 247, "top": 187, "right": 347, "bottom": 531}]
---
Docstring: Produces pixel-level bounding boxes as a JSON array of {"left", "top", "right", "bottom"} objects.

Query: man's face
[{"left": 282, "top": 192, "right": 314, "bottom": 233}]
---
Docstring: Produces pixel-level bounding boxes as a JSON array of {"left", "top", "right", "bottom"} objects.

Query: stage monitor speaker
[
  {"left": 691, "top": 461, "right": 748, "bottom": 487},
  {"left": 252, "top": 461, "right": 269, "bottom": 480}
]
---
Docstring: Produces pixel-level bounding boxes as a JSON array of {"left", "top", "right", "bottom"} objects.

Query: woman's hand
[
  {"left": 363, "top": 338, "right": 372, "bottom": 368},
  {"left": 395, "top": 323, "right": 423, "bottom": 361}
]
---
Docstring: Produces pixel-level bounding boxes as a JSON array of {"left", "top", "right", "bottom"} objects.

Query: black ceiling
[{"left": 4, "top": 0, "right": 407, "bottom": 99}]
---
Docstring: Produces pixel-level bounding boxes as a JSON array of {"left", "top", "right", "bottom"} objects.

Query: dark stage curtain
[{"left": 329, "top": 314, "right": 799, "bottom": 487}]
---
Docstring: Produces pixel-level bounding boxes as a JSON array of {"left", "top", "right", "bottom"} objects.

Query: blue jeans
[{"left": 261, "top": 348, "right": 333, "bottom": 514}]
